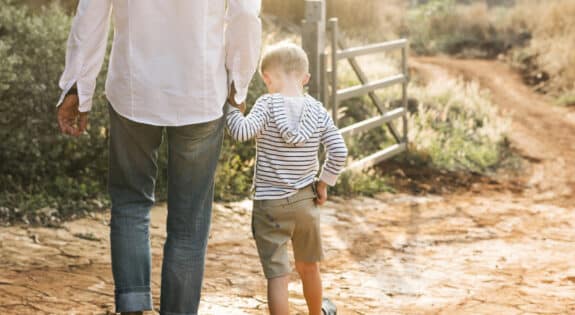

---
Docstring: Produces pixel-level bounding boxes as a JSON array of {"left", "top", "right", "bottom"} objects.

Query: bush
[
  {"left": 406, "top": 0, "right": 522, "bottom": 58},
  {"left": 336, "top": 53, "right": 509, "bottom": 175},
  {"left": 556, "top": 93, "right": 575, "bottom": 107},
  {"left": 512, "top": 0, "right": 575, "bottom": 94},
  {"left": 0, "top": 0, "right": 257, "bottom": 221},
  {"left": 405, "top": 0, "right": 575, "bottom": 99},
  {"left": 332, "top": 170, "right": 393, "bottom": 197},
  {"left": 406, "top": 78, "right": 509, "bottom": 172},
  {"left": 0, "top": 0, "right": 111, "bottom": 219},
  {"left": 262, "top": 0, "right": 407, "bottom": 41}
]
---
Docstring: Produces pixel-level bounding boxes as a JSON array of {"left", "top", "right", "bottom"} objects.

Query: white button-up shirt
[{"left": 58, "top": 0, "right": 262, "bottom": 126}]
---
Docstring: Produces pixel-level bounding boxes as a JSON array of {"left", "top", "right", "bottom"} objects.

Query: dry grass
[
  {"left": 335, "top": 52, "right": 509, "bottom": 173},
  {"left": 262, "top": 0, "right": 407, "bottom": 40},
  {"left": 512, "top": 0, "right": 575, "bottom": 92},
  {"left": 401, "top": 0, "right": 575, "bottom": 95},
  {"left": 406, "top": 1, "right": 521, "bottom": 58}
]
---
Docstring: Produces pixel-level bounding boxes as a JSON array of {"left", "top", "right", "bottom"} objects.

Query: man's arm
[
  {"left": 225, "top": 0, "right": 262, "bottom": 105},
  {"left": 57, "top": 0, "right": 112, "bottom": 136}
]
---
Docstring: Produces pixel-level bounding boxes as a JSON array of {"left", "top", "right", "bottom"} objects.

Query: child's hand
[
  {"left": 315, "top": 180, "right": 328, "bottom": 206},
  {"left": 236, "top": 102, "right": 246, "bottom": 113}
]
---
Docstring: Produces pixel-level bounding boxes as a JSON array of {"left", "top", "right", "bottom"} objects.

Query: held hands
[
  {"left": 228, "top": 82, "right": 246, "bottom": 113},
  {"left": 315, "top": 180, "right": 328, "bottom": 206},
  {"left": 57, "top": 94, "right": 89, "bottom": 137}
]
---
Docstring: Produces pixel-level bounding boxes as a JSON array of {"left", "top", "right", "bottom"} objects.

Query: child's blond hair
[{"left": 260, "top": 42, "right": 309, "bottom": 75}]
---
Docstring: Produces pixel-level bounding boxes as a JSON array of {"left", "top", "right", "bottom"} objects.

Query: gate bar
[
  {"left": 337, "top": 39, "right": 402, "bottom": 143},
  {"left": 337, "top": 39, "right": 408, "bottom": 60}
]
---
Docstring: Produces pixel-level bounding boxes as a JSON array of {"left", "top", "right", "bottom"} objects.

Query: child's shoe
[{"left": 322, "top": 298, "right": 337, "bottom": 315}]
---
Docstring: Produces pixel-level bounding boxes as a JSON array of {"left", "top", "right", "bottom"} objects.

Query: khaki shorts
[{"left": 252, "top": 185, "right": 324, "bottom": 279}]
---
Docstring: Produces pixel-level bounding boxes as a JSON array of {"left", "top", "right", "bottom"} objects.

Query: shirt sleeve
[
  {"left": 319, "top": 112, "right": 349, "bottom": 186},
  {"left": 56, "top": 0, "right": 112, "bottom": 112},
  {"left": 226, "top": 95, "right": 270, "bottom": 142},
  {"left": 225, "top": 0, "right": 262, "bottom": 104}
]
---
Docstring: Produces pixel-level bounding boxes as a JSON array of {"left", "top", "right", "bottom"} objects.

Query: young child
[{"left": 226, "top": 42, "right": 348, "bottom": 315}]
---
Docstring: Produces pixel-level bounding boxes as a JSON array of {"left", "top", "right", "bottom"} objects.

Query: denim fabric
[{"left": 108, "top": 104, "right": 224, "bottom": 315}]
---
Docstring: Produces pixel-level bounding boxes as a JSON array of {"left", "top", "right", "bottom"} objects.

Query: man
[{"left": 56, "top": 1, "right": 261, "bottom": 315}]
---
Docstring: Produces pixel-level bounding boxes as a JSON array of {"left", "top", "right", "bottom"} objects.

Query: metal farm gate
[{"left": 302, "top": 0, "right": 409, "bottom": 171}]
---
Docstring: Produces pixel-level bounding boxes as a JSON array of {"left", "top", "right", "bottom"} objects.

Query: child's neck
[
  {"left": 278, "top": 80, "right": 303, "bottom": 97},
  {"left": 273, "top": 76, "right": 304, "bottom": 97},
  {"left": 278, "top": 86, "right": 304, "bottom": 97}
]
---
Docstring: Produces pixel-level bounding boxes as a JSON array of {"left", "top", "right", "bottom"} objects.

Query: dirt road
[
  {"left": 413, "top": 57, "right": 575, "bottom": 207},
  {"left": 1, "top": 57, "right": 574, "bottom": 314}
]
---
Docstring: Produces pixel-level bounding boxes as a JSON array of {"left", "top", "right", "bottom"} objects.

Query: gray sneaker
[{"left": 322, "top": 298, "right": 337, "bottom": 315}]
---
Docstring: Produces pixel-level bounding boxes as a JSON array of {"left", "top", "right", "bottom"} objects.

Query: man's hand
[
  {"left": 57, "top": 94, "right": 89, "bottom": 137},
  {"left": 228, "top": 82, "right": 246, "bottom": 113},
  {"left": 315, "top": 180, "right": 328, "bottom": 206}
]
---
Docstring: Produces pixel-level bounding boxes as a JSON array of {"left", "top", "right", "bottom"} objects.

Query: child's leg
[
  {"left": 267, "top": 275, "right": 290, "bottom": 315},
  {"left": 295, "top": 261, "right": 322, "bottom": 315},
  {"left": 252, "top": 199, "right": 297, "bottom": 315},
  {"left": 291, "top": 188, "right": 324, "bottom": 315}
]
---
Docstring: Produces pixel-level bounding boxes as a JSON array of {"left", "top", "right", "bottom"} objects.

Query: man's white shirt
[{"left": 58, "top": 0, "right": 262, "bottom": 126}]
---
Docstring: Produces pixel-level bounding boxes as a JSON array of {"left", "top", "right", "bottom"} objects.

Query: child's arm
[
  {"left": 317, "top": 111, "right": 349, "bottom": 204},
  {"left": 226, "top": 95, "right": 270, "bottom": 142}
]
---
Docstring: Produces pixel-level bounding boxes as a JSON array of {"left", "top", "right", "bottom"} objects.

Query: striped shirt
[{"left": 226, "top": 93, "right": 348, "bottom": 200}]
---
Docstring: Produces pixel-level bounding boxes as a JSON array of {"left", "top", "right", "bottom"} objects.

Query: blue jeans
[{"left": 108, "top": 104, "right": 224, "bottom": 315}]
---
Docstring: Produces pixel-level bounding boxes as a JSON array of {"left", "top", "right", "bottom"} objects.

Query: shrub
[
  {"left": 332, "top": 170, "right": 393, "bottom": 197},
  {"left": 515, "top": 0, "right": 575, "bottom": 94},
  {"left": 405, "top": 0, "right": 575, "bottom": 98},
  {"left": 336, "top": 54, "right": 510, "bottom": 174},
  {"left": 406, "top": 0, "right": 521, "bottom": 58},
  {"left": 262, "top": 0, "right": 407, "bottom": 41},
  {"left": 556, "top": 93, "right": 575, "bottom": 107},
  {"left": 0, "top": 0, "right": 111, "bottom": 219},
  {"left": 406, "top": 78, "right": 509, "bottom": 172},
  {"left": 0, "top": 0, "right": 257, "bottom": 221}
]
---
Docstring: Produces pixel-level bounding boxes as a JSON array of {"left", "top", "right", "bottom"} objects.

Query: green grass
[
  {"left": 336, "top": 54, "right": 510, "bottom": 175},
  {"left": 332, "top": 170, "right": 394, "bottom": 197},
  {"left": 556, "top": 93, "right": 575, "bottom": 107}
]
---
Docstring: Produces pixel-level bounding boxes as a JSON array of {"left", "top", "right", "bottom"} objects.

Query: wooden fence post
[
  {"left": 402, "top": 44, "right": 409, "bottom": 145},
  {"left": 302, "top": 0, "right": 326, "bottom": 100},
  {"left": 329, "top": 18, "right": 339, "bottom": 126}
]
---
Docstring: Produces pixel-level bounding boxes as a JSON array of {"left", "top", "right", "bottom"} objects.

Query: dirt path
[
  {"left": 1, "top": 58, "right": 575, "bottom": 315},
  {"left": 412, "top": 57, "right": 575, "bottom": 207}
]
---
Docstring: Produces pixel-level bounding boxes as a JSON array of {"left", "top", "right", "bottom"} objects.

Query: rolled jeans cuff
[
  {"left": 115, "top": 291, "right": 153, "bottom": 313},
  {"left": 160, "top": 311, "right": 198, "bottom": 315}
]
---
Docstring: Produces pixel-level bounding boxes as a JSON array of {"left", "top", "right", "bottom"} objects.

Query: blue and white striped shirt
[{"left": 226, "top": 93, "right": 348, "bottom": 200}]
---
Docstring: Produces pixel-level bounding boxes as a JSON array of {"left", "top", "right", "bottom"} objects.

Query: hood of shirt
[{"left": 271, "top": 95, "right": 322, "bottom": 146}]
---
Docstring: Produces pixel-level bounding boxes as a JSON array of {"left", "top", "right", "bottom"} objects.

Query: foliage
[
  {"left": 1, "top": 0, "right": 515, "bottom": 223},
  {"left": 332, "top": 170, "right": 393, "bottom": 198},
  {"left": 510, "top": 0, "right": 575, "bottom": 95},
  {"left": 407, "top": 78, "right": 509, "bottom": 172},
  {"left": 0, "top": 0, "right": 258, "bottom": 220},
  {"left": 336, "top": 54, "right": 509, "bottom": 174},
  {"left": 0, "top": 0, "right": 110, "bottom": 218},
  {"left": 262, "top": 0, "right": 407, "bottom": 41},
  {"left": 556, "top": 93, "right": 575, "bottom": 107},
  {"left": 406, "top": 0, "right": 520, "bottom": 58},
  {"left": 405, "top": 0, "right": 575, "bottom": 98}
]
